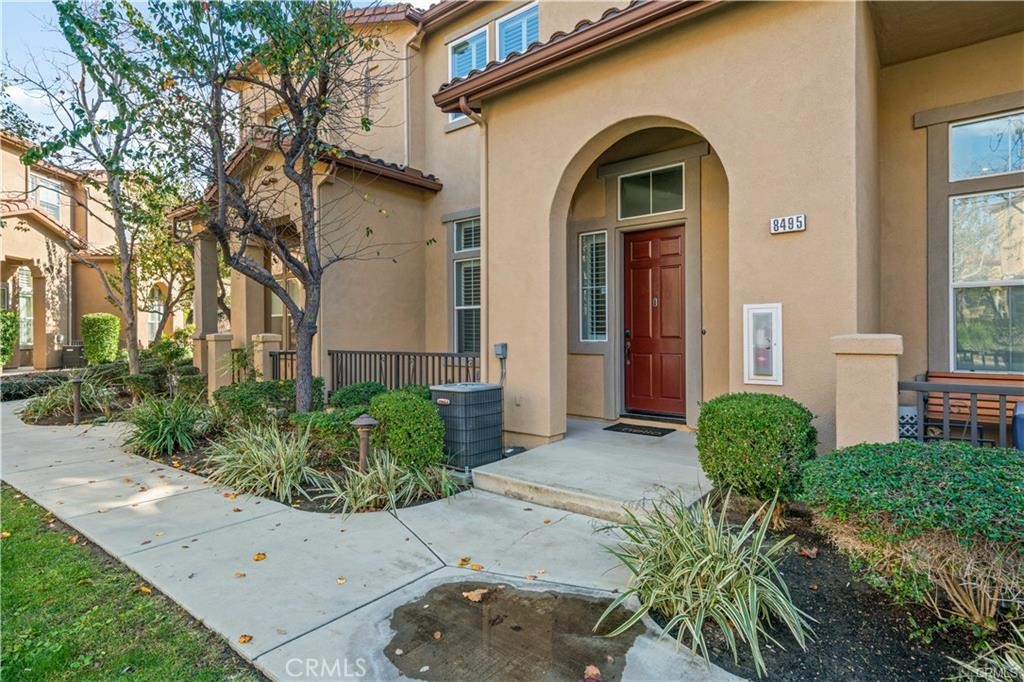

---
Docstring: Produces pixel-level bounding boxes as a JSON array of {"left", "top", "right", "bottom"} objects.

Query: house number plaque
[{"left": 769, "top": 214, "right": 806, "bottom": 234}]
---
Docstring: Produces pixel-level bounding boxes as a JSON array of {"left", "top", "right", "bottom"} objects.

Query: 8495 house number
[{"left": 769, "top": 214, "right": 806, "bottom": 234}]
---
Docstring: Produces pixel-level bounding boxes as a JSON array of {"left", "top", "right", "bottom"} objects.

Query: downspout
[
  {"left": 403, "top": 22, "right": 426, "bottom": 167},
  {"left": 458, "top": 96, "right": 489, "bottom": 383}
]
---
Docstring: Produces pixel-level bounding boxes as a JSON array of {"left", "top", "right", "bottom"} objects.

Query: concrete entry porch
[{"left": 473, "top": 418, "right": 712, "bottom": 523}]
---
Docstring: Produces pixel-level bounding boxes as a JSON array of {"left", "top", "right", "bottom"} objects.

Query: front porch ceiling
[{"left": 870, "top": 1, "right": 1024, "bottom": 66}]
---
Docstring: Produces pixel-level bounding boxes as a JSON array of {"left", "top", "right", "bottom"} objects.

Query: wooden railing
[
  {"left": 269, "top": 350, "right": 297, "bottom": 380},
  {"left": 898, "top": 377, "right": 1023, "bottom": 448},
  {"left": 327, "top": 349, "right": 480, "bottom": 392}
]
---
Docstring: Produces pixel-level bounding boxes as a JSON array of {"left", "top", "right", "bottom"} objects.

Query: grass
[
  {"left": 0, "top": 486, "right": 261, "bottom": 682},
  {"left": 205, "top": 423, "right": 324, "bottom": 503}
]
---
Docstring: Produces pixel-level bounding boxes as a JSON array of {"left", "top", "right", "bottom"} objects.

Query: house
[
  {"left": 0, "top": 131, "right": 182, "bottom": 370},
  {"left": 184, "top": 1, "right": 1023, "bottom": 449}
]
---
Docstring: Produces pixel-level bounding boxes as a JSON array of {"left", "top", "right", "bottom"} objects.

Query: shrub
[
  {"left": 803, "top": 441, "right": 1024, "bottom": 630},
  {"left": 175, "top": 374, "right": 206, "bottom": 403},
  {"left": 368, "top": 390, "right": 444, "bottom": 469},
  {"left": 84, "top": 360, "right": 130, "bottom": 392},
  {"left": 0, "top": 372, "right": 70, "bottom": 401},
  {"left": 123, "top": 397, "right": 211, "bottom": 458},
  {"left": 142, "top": 337, "right": 190, "bottom": 369},
  {"left": 213, "top": 378, "right": 325, "bottom": 422},
  {"left": 124, "top": 374, "right": 157, "bottom": 401},
  {"left": 330, "top": 381, "right": 387, "bottom": 409},
  {"left": 696, "top": 392, "right": 817, "bottom": 501},
  {"left": 314, "top": 450, "right": 463, "bottom": 515},
  {"left": 19, "top": 377, "right": 113, "bottom": 422},
  {"left": 80, "top": 313, "right": 120, "bottom": 365},
  {"left": 205, "top": 424, "right": 324, "bottom": 503},
  {"left": 597, "top": 493, "right": 812, "bottom": 678},
  {"left": 0, "top": 309, "right": 17, "bottom": 365},
  {"left": 398, "top": 384, "right": 432, "bottom": 401}
]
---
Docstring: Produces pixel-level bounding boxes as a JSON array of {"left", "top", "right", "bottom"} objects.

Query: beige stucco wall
[
  {"left": 878, "top": 31, "right": 1024, "bottom": 380},
  {"left": 566, "top": 352, "right": 604, "bottom": 417},
  {"left": 481, "top": 1, "right": 873, "bottom": 447},
  {"left": 700, "top": 150, "right": 730, "bottom": 400}
]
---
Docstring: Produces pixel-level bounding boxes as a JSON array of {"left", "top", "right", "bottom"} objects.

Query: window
[
  {"left": 17, "top": 267, "right": 33, "bottom": 347},
  {"left": 497, "top": 4, "right": 538, "bottom": 60},
  {"left": 454, "top": 259, "right": 480, "bottom": 353},
  {"left": 269, "top": 112, "right": 292, "bottom": 135},
  {"left": 743, "top": 303, "right": 782, "bottom": 385},
  {"left": 454, "top": 218, "right": 480, "bottom": 251},
  {"left": 618, "top": 164, "right": 684, "bottom": 220},
  {"left": 950, "top": 189, "right": 1023, "bottom": 372},
  {"left": 949, "top": 111, "right": 1024, "bottom": 181},
  {"left": 29, "top": 174, "right": 61, "bottom": 220},
  {"left": 579, "top": 231, "right": 607, "bottom": 342},
  {"left": 147, "top": 286, "right": 164, "bottom": 342},
  {"left": 448, "top": 27, "right": 487, "bottom": 122}
]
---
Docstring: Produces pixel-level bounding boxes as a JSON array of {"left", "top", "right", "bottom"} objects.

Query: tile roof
[{"left": 0, "top": 197, "right": 86, "bottom": 248}]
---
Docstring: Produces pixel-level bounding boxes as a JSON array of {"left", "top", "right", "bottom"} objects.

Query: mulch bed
[
  {"left": 20, "top": 412, "right": 107, "bottom": 426},
  {"left": 654, "top": 504, "right": 982, "bottom": 681}
]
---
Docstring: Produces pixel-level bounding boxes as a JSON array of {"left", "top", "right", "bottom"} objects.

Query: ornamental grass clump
[
  {"left": 205, "top": 424, "right": 324, "bottom": 503},
  {"left": 596, "top": 493, "right": 812, "bottom": 678},
  {"left": 123, "top": 397, "right": 211, "bottom": 458},
  {"left": 19, "top": 377, "right": 113, "bottom": 422}
]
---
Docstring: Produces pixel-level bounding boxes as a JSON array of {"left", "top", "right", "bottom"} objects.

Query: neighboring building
[
  {"left": 1, "top": 131, "right": 182, "bottom": 369},
  {"left": 186, "top": 1, "right": 1023, "bottom": 449}
]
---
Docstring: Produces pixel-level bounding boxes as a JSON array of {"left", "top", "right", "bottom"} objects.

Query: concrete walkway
[
  {"left": 1, "top": 402, "right": 736, "bottom": 682},
  {"left": 474, "top": 418, "right": 712, "bottom": 522}
]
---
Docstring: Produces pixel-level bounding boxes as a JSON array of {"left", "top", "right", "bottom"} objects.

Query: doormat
[{"left": 604, "top": 423, "right": 674, "bottom": 437}]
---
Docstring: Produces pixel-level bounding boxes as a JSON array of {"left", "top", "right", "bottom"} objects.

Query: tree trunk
[{"left": 294, "top": 321, "right": 316, "bottom": 412}]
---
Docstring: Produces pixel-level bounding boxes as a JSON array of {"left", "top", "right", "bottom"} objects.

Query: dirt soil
[{"left": 657, "top": 506, "right": 981, "bottom": 681}]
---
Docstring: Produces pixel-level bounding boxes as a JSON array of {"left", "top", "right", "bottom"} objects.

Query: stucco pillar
[
  {"left": 230, "top": 244, "right": 267, "bottom": 350},
  {"left": 206, "top": 332, "right": 234, "bottom": 400},
  {"left": 193, "top": 233, "right": 219, "bottom": 373},
  {"left": 251, "top": 333, "right": 281, "bottom": 381},
  {"left": 31, "top": 273, "right": 49, "bottom": 370},
  {"left": 831, "top": 334, "right": 903, "bottom": 448}
]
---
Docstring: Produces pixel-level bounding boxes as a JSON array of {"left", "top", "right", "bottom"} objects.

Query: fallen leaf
[
  {"left": 140, "top": 540, "right": 152, "bottom": 546},
  {"left": 155, "top": 531, "right": 165, "bottom": 537},
  {"left": 68, "top": 534, "right": 79, "bottom": 544},
  {"left": 432, "top": 631, "right": 442, "bottom": 640},
  {"left": 171, "top": 462, "right": 182, "bottom": 469},
  {"left": 0, "top": 531, "right": 11, "bottom": 539},
  {"left": 584, "top": 664, "right": 603, "bottom": 682},
  {"left": 462, "top": 588, "right": 489, "bottom": 602},
  {"left": 543, "top": 519, "right": 551, "bottom": 525},
  {"left": 808, "top": 583, "right": 819, "bottom": 591},
  {"left": 238, "top": 634, "right": 253, "bottom": 644},
  {"left": 457, "top": 556, "right": 471, "bottom": 567},
  {"left": 138, "top": 585, "right": 152, "bottom": 594},
  {"left": 234, "top": 571, "right": 246, "bottom": 578},
  {"left": 77, "top": 578, "right": 93, "bottom": 586},
  {"left": 336, "top": 577, "right": 347, "bottom": 586},
  {"left": 394, "top": 648, "right": 404, "bottom": 656},
  {"left": 419, "top": 666, "right": 429, "bottom": 673},
  {"left": 223, "top": 492, "right": 237, "bottom": 500},
  {"left": 231, "top": 507, "right": 242, "bottom": 513},
  {"left": 469, "top": 563, "right": 484, "bottom": 571},
  {"left": 537, "top": 569, "right": 546, "bottom": 574},
  {"left": 605, "top": 655, "right": 614, "bottom": 664},
  {"left": 253, "top": 552, "right": 266, "bottom": 562},
  {"left": 799, "top": 546, "right": 819, "bottom": 559},
  {"left": 525, "top": 574, "right": 538, "bottom": 580}
]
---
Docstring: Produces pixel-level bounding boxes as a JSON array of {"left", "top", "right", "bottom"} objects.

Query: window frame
[
  {"left": 453, "top": 257, "right": 481, "bottom": 354},
  {"left": 29, "top": 173, "right": 62, "bottom": 221},
  {"left": 17, "top": 267, "right": 33, "bottom": 349},
  {"left": 447, "top": 25, "right": 489, "bottom": 123},
  {"left": 742, "top": 303, "right": 783, "bottom": 386},
  {"left": 453, "top": 217, "right": 481, "bottom": 253},
  {"left": 947, "top": 108, "right": 1024, "bottom": 182},
  {"left": 616, "top": 162, "right": 685, "bottom": 221},
  {"left": 578, "top": 230, "right": 608, "bottom": 343},
  {"left": 946, "top": 187, "right": 1023, "bottom": 373},
  {"left": 496, "top": 2, "right": 539, "bottom": 61}
]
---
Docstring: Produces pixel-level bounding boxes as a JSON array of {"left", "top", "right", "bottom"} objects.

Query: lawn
[{"left": 0, "top": 486, "right": 262, "bottom": 682}]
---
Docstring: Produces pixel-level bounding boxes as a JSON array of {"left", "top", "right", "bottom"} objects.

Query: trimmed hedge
[
  {"left": 0, "top": 309, "right": 17, "bottom": 365},
  {"left": 0, "top": 372, "right": 70, "bottom": 401},
  {"left": 802, "top": 440, "right": 1024, "bottom": 545},
  {"left": 213, "top": 378, "right": 325, "bottom": 422},
  {"left": 369, "top": 391, "right": 444, "bottom": 469},
  {"left": 696, "top": 392, "right": 817, "bottom": 501},
  {"left": 398, "top": 384, "right": 432, "bottom": 402},
  {"left": 175, "top": 374, "right": 206, "bottom": 402},
  {"left": 81, "top": 313, "right": 120, "bottom": 365},
  {"left": 330, "top": 381, "right": 387, "bottom": 410}
]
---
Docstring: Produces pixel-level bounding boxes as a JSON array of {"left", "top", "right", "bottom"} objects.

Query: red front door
[{"left": 624, "top": 226, "right": 685, "bottom": 417}]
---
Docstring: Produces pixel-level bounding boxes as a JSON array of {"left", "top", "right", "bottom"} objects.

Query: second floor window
[
  {"left": 448, "top": 28, "right": 488, "bottom": 122},
  {"left": 497, "top": 4, "right": 538, "bottom": 60},
  {"left": 29, "top": 174, "right": 61, "bottom": 220}
]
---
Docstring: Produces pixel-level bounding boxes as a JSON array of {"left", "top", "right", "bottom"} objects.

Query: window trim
[
  {"left": 742, "top": 303, "right": 783, "bottom": 386},
  {"left": 496, "top": 1, "right": 539, "bottom": 61},
  {"left": 29, "top": 173, "right": 62, "bottom": 221},
  {"left": 578, "top": 230, "right": 608, "bottom": 343},
  {"left": 453, "top": 257, "right": 481, "bottom": 354},
  {"left": 947, "top": 108, "right": 1024, "bottom": 182},
  {"left": 947, "top": 187, "right": 1023, "bottom": 373},
  {"left": 616, "top": 162, "right": 685, "bottom": 221},
  {"left": 447, "top": 25, "right": 489, "bottom": 123}
]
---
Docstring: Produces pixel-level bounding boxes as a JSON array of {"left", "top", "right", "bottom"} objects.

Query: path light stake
[
  {"left": 350, "top": 413, "right": 379, "bottom": 473},
  {"left": 71, "top": 376, "right": 83, "bottom": 425}
]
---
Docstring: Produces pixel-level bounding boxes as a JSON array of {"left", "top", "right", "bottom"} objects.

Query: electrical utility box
[{"left": 430, "top": 383, "right": 503, "bottom": 470}]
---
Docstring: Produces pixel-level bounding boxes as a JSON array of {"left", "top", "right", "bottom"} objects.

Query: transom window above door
[{"left": 618, "top": 164, "right": 684, "bottom": 220}]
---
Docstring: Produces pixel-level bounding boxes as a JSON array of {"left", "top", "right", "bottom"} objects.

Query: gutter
[{"left": 458, "top": 96, "right": 490, "bottom": 383}]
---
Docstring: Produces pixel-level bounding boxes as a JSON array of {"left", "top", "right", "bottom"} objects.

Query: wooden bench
[{"left": 922, "top": 371, "right": 1023, "bottom": 445}]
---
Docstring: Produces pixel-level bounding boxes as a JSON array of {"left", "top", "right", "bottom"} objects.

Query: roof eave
[{"left": 433, "top": 0, "right": 725, "bottom": 113}]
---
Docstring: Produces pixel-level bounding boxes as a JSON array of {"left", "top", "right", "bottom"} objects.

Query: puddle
[{"left": 385, "top": 581, "right": 644, "bottom": 681}]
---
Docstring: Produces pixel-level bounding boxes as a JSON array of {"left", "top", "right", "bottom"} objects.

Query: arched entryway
[{"left": 551, "top": 117, "right": 730, "bottom": 426}]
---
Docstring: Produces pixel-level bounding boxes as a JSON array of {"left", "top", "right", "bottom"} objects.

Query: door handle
[{"left": 624, "top": 330, "right": 631, "bottom": 365}]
